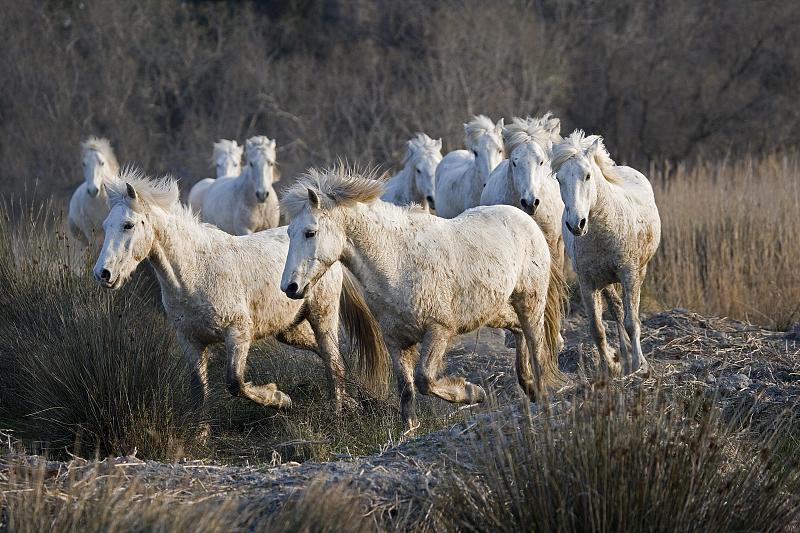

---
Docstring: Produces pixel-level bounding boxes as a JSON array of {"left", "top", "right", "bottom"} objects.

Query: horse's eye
[
  {"left": 498, "top": 149, "right": 503, "bottom": 154},
  {"left": 473, "top": 150, "right": 478, "bottom": 157},
  {"left": 539, "top": 161, "right": 543, "bottom": 166},
  {"left": 512, "top": 160, "right": 517, "bottom": 167},
  {"left": 585, "top": 173, "right": 591, "bottom": 181},
  {"left": 416, "top": 168, "right": 421, "bottom": 173},
  {"left": 123, "top": 222, "right": 134, "bottom": 230},
  {"left": 98, "top": 160, "right": 104, "bottom": 166},
  {"left": 305, "top": 230, "right": 317, "bottom": 239}
]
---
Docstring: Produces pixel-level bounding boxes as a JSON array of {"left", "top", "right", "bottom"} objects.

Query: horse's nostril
[
  {"left": 426, "top": 196, "right": 434, "bottom": 203},
  {"left": 578, "top": 218, "right": 587, "bottom": 229},
  {"left": 286, "top": 282, "right": 298, "bottom": 294},
  {"left": 520, "top": 198, "right": 528, "bottom": 208},
  {"left": 101, "top": 269, "right": 111, "bottom": 281},
  {"left": 533, "top": 198, "right": 540, "bottom": 206}
]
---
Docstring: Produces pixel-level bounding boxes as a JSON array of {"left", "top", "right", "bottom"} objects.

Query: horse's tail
[
  {"left": 339, "top": 266, "right": 391, "bottom": 399},
  {"left": 542, "top": 249, "right": 568, "bottom": 387}
]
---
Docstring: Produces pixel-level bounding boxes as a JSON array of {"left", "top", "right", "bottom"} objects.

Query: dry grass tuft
[{"left": 647, "top": 152, "right": 800, "bottom": 328}]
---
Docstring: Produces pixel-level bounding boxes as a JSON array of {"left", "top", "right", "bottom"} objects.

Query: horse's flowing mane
[
  {"left": 464, "top": 115, "right": 501, "bottom": 150},
  {"left": 403, "top": 133, "right": 441, "bottom": 166},
  {"left": 81, "top": 136, "right": 120, "bottom": 173},
  {"left": 282, "top": 164, "right": 386, "bottom": 218},
  {"left": 503, "top": 113, "right": 561, "bottom": 155},
  {"left": 108, "top": 167, "right": 183, "bottom": 213},
  {"left": 551, "top": 130, "right": 623, "bottom": 184},
  {"left": 211, "top": 139, "right": 242, "bottom": 163}
]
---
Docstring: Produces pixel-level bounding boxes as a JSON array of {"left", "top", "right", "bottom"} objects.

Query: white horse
[
  {"left": 93, "top": 170, "right": 389, "bottom": 429},
  {"left": 434, "top": 115, "right": 505, "bottom": 218},
  {"left": 281, "top": 166, "right": 567, "bottom": 432},
  {"left": 552, "top": 130, "right": 661, "bottom": 375},
  {"left": 188, "top": 139, "right": 243, "bottom": 215},
  {"left": 68, "top": 137, "right": 120, "bottom": 246},
  {"left": 381, "top": 133, "right": 443, "bottom": 213},
  {"left": 200, "top": 136, "right": 280, "bottom": 234},
  {"left": 481, "top": 113, "right": 565, "bottom": 269}
]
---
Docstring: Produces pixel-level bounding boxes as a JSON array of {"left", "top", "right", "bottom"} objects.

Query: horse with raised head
[
  {"left": 481, "top": 113, "right": 565, "bottom": 270},
  {"left": 68, "top": 137, "right": 120, "bottom": 246},
  {"left": 552, "top": 130, "right": 661, "bottom": 375},
  {"left": 381, "top": 133, "right": 442, "bottom": 213},
  {"left": 281, "top": 166, "right": 567, "bottom": 432},
  {"left": 93, "top": 169, "right": 389, "bottom": 433},
  {"left": 434, "top": 115, "right": 505, "bottom": 218},
  {"left": 188, "top": 139, "right": 243, "bottom": 215},
  {"left": 200, "top": 136, "right": 280, "bottom": 234}
]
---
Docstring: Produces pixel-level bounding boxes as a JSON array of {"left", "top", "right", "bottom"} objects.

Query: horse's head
[
  {"left": 409, "top": 136, "right": 442, "bottom": 210},
  {"left": 465, "top": 116, "right": 505, "bottom": 186},
  {"left": 553, "top": 132, "right": 604, "bottom": 237},
  {"left": 281, "top": 189, "right": 343, "bottom": 299},
  {"left": 508, "top": 141, "right": 551, "bottom": 216},
  {"left": 82, "top": 148, "right": 115, "bottom": 198},
  {"left": 504, "top": 114, "right": 561, "bottom": 216},
  {"left": 93, "top": 178, "right": 166, "bottom": 289},
  {"left": 212, "top": 139, "right": 243, "bottom": 178},
  {"left": 244, "top": 136, "right": 277, "bottom": 203}
]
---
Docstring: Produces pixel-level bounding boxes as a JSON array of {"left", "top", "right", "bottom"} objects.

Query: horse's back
[
  {"left": 615, "top": 166, "right": 658, "bottom": 210},
  {"left": 435, "top": 150, "right": 474, "bottom": 218},
  {"left": 188, "top": 178, "right": 215, "bottom": 214}
]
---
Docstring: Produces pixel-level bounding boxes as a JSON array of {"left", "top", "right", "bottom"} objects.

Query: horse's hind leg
[
  {"left": 620, "top": 269, "right": 648, "bottom": 375},
  {"left": 581, "top": 283, "right": 622, "bottom": 377},
  {"left": 602, "top": 284, "right": 631, "bottom": 369},
  {"left": 512, "top": 331, "right": 538, "bottom": 399},
  {"left": 512, "top": 298, "right": 564, "bottom": 401},
  {"left": 414, "top": 326, "right": 486, "bottom": 405},
  {"left": 394, "top": 344, "right": 420, "bottom": 434},
  {"left": 225, "top": 327, "right": 292, "bottom": 409}
]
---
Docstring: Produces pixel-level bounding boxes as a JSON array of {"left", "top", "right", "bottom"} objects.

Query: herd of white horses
[{"left": 67, "top": 113, "right": 661, "bottom": 433}]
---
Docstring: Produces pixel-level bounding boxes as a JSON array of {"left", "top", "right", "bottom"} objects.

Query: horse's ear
[
  {"left": 495, "top": 118, "right": 505, "bottom": 132},
  {"left": 269, "top": 138, "right": 276, "bottom": 148},
  {"left": 126, "top": 182, "right": 137, "bottom": 200},
  {"left": 435, "top": 138, "right": 443, "bottom": 151},
  {"left": 307, "top": 188, "right": 321, "bottom": 209},
  {"left": 585, "top": 137, "right": 602, "bottom": 157},
  {"left": 547, "top": 117, "right": 561, "bottom": 137}
]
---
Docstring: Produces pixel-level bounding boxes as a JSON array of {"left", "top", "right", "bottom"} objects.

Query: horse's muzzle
[
  {"left": 255, "top": 190, "right": 269, "bottom": 203},
  {"left": 87, "top": 187, "right": 99, "bottom": 198},
  {"left": 283, "top": 281, "right": 305, "bottom": 300},
  {"left": 520, "top": 197, "right": 539, "bottom": 216},
  {"left": 426, "top": 196, "right": 436, "bottom": 210}
]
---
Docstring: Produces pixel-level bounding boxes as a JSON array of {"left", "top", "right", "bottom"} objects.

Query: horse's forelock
[
  {"left": 552, "top": 130, "right": 622, "bottom": 184},
  {"left": 464, "top": 115, "right": 501, "bottom": 150},
  {"left": 107, "top": 168, "right": 180, "bottom": 212},
  {"left": 81, "top": 136, "right": 120, "bottom": 172},
  {"left": 404, "top": 133, "right": 441, "bottom": 165},
  {"left": 503, "top": 115, "right": 560, "bottom": 156},
  {"left": 212, "top": 139, "right": 241, "bottom": 162}
]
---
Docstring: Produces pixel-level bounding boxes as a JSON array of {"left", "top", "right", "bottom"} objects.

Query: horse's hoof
[
  {"left": 402, "top": 418, "right": 421, "bottom": 437},
  {"left": 195, "top": 422, "right": 211, "bottom": 445},
  {"left": 275, "top": 391, "right": 293, "bottom": 410},
  {"left": 635, "top": 360, "right": 651, "bottom": 378},
  {"left": 465, "top": 382, "right": 487, "bottom": 404}
]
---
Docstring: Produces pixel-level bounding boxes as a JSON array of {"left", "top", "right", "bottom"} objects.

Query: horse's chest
[{"left": 164, "top": 296, "right": 227, "bottom": 342}]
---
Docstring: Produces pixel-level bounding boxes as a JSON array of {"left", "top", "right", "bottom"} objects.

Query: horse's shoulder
[{"left": 437, "top": 150, "right": 472, "bottom": 175}]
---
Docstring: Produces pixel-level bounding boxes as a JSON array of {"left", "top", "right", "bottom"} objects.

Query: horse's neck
[
  {"left": 396, "top": 165, "right": 415, "bottom": 202},
  {"left": 147, "top": 210, "right": 212, "bottom": 297},
  {"left": 337, "top": 202, "right": 410, "bottom": 285},
  {"left": 590, "top": 172, "right": 624, "bottom": 227},
  {"left": 465, "top": 164, "right": 483, "bottom": 204},
  {"left": 233, "top": 168, "right": 256, "bottom": 204}
]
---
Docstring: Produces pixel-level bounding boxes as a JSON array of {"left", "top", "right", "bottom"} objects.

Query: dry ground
[{"left": 4, "top": 308, "right": 798, "bottom": 527}]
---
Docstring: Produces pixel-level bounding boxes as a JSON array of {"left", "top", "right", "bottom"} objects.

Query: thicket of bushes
[{"left": 1, "top": 0, "right": 798, "bottom": 200}]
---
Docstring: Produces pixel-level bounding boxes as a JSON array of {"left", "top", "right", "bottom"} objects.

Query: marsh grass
[
  {"left": 647, "top": 152, "right": 800, "bottom": 329},
  {"left": 421, "top": 382, "right": 800, "bottom": 532}
]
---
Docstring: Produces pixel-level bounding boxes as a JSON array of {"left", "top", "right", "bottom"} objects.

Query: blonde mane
[
  {"left": 81, "top": 136, "right": 120, "bottom": 173},
  {"left": 211, "top": 139, "right": 242, "bottom": 163},
  {"left": 403, "top": 133, "right": 440, "bottom": 166},
  {"left": 282, "top": 165, "right": 386, "bottom": 219},
  {"left": 108, "top": 167, "right": 183, "bottom": 213},
  {"left": 503, "top": 113, "right": 561, "bottom": 155},
  {"left": 551, "top": 130, "right": 623, "bottom": 184},
  {"left": 464, "top": 115, "right": 500, "bottom": 150}
]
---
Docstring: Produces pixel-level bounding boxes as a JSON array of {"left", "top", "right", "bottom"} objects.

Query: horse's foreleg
[
  {"left": 177, "top": 332, "right": 211, "bottom": 441},
  {"left": 394, "top": 344, "right": 420, "bottom": 434},
  {"left": 581, "top": 283, "right": 622, "bottom": 376},
  {"left": 602, "top": 284, "right": 631, "bottom": 366},
  {"left": 308, "top": 315, "right": 347, "bottom": 416},
  {"left": 620, "top": 270, "right": 648, "bottom": 375},
  {"left": 414, "top": 327, "right": 485, "bottom": 405},
  {"left": 224, "top": 327, "right": 292, "bottom": 409}
]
